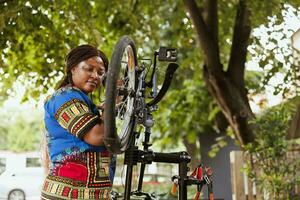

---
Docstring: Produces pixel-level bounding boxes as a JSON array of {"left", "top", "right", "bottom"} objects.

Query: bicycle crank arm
[{"left": 147, "top": 62, "right": 179, "bottom": 107}]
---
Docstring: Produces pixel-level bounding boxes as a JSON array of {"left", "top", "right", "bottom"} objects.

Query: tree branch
[
  {"left": 203, "top": 0, "right": 219, "bottom": 56},
  {"left": 183, "top": 0, "right": 221, "bottom": 71},
  {"left": 227, "top": 0, "right": 251, "bottom": 91}
]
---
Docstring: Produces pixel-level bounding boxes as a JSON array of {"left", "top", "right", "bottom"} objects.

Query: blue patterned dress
[{"left": 41, "top": 86, "right": 115, "bottom": 200}]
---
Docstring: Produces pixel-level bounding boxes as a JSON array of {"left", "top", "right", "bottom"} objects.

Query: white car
[{"left": 0, "top": 167, "right": 44, "bottom": 200}]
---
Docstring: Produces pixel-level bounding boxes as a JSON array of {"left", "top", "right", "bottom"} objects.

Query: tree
[
  {"left": 0, "top": 0, "right": 190, "bottom": 102},
  {"left": 0, "top": 0, "right": 211, "bottom": 162},
  {"left": 0, "top": 106, "right": 43, "bottom": 152},
  {"left": 1, "top": 0, "right": 299, "bottom": 152},
  {"left": 183, "top": 0, "right": 300, "bottom": 146},
  {"left": 1, "top": 1, "right": 300, "bottom": 196}
]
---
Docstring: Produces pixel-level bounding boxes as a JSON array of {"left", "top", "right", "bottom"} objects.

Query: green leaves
[
  {"left": 0, "top": 106, "right": 43, "bottom": 152},
  {"left": 0, "top": 0, "right": 299, "bottom": 165},
  {"left": 0, "top": 0, "right": 194, "bottom": 102},
  {"left": 153, "top": 77, "right": 217, "bottom": 149},
  {"left": 245, "top": 99, "right": 300, "bottom": 198},
  {"left": 248, "top": 4, "right": 300, "bottom": 98}
]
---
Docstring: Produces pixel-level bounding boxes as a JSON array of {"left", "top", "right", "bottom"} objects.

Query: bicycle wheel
[{"left": 104, "top": 36, "right": 137, "bottom": 154}]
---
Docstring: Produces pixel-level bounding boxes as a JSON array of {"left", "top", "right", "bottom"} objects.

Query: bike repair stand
[
  {"left": 124, "top": 146, "right": 191, "bottom": 200},
  {"left": 123, "top": 110, "right": 214, "bottom": 200},
  {"left": 120, "top": 47, "right": 213, "bottom": 200}
]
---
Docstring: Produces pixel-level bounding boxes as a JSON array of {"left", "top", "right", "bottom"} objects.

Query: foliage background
[{"left": 0, "top": 0, "right": 300, "bottom": 197}]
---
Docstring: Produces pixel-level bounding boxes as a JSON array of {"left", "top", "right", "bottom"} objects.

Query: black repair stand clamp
[{"left": 123, "top": 143, "right": 191, "bottom": 200}]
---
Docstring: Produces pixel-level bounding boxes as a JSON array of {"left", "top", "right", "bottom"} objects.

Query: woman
[{"left": 41, "top": 45, "right": 115, "bottom": 200}]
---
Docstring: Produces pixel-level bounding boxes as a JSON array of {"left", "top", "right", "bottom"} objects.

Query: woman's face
[{"left": 71, "top": 56, "right": 106, "bottom": 93}]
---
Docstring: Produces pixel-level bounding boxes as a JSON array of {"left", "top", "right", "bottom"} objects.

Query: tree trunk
[
  {"left": 182, "top": 136, "right": 200, "bottom": 169},
  {"left": 183, "top": 0, "right": 255, "bottom": 146}
]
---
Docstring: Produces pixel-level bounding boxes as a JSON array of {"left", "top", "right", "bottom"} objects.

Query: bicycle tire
[{"left": 104, "top": 36, "right": 138, "bottom": 154}]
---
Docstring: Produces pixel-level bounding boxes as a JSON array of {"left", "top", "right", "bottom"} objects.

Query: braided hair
[{"left": 57, "top": 44, "right": 109, "bottom": 89}]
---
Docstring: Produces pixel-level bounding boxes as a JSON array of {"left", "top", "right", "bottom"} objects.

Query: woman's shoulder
[
  {"left": 45, "top": 86, "right": 86, "bottom": 104},
  {"left": 44, "top": 86, "right": 91, "bottom": 113}
]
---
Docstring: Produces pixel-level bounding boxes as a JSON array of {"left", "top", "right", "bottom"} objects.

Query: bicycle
[{"left": 104, "top": 36, "right": 214, "bottom": 200}]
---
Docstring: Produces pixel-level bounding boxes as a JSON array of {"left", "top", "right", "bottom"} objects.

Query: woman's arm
[
  {"left": 84, "top": 100, "right": 108, "bottom": 146},
  {"left": 83, "top": 122, "right": 104, "bottom": 146}
]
